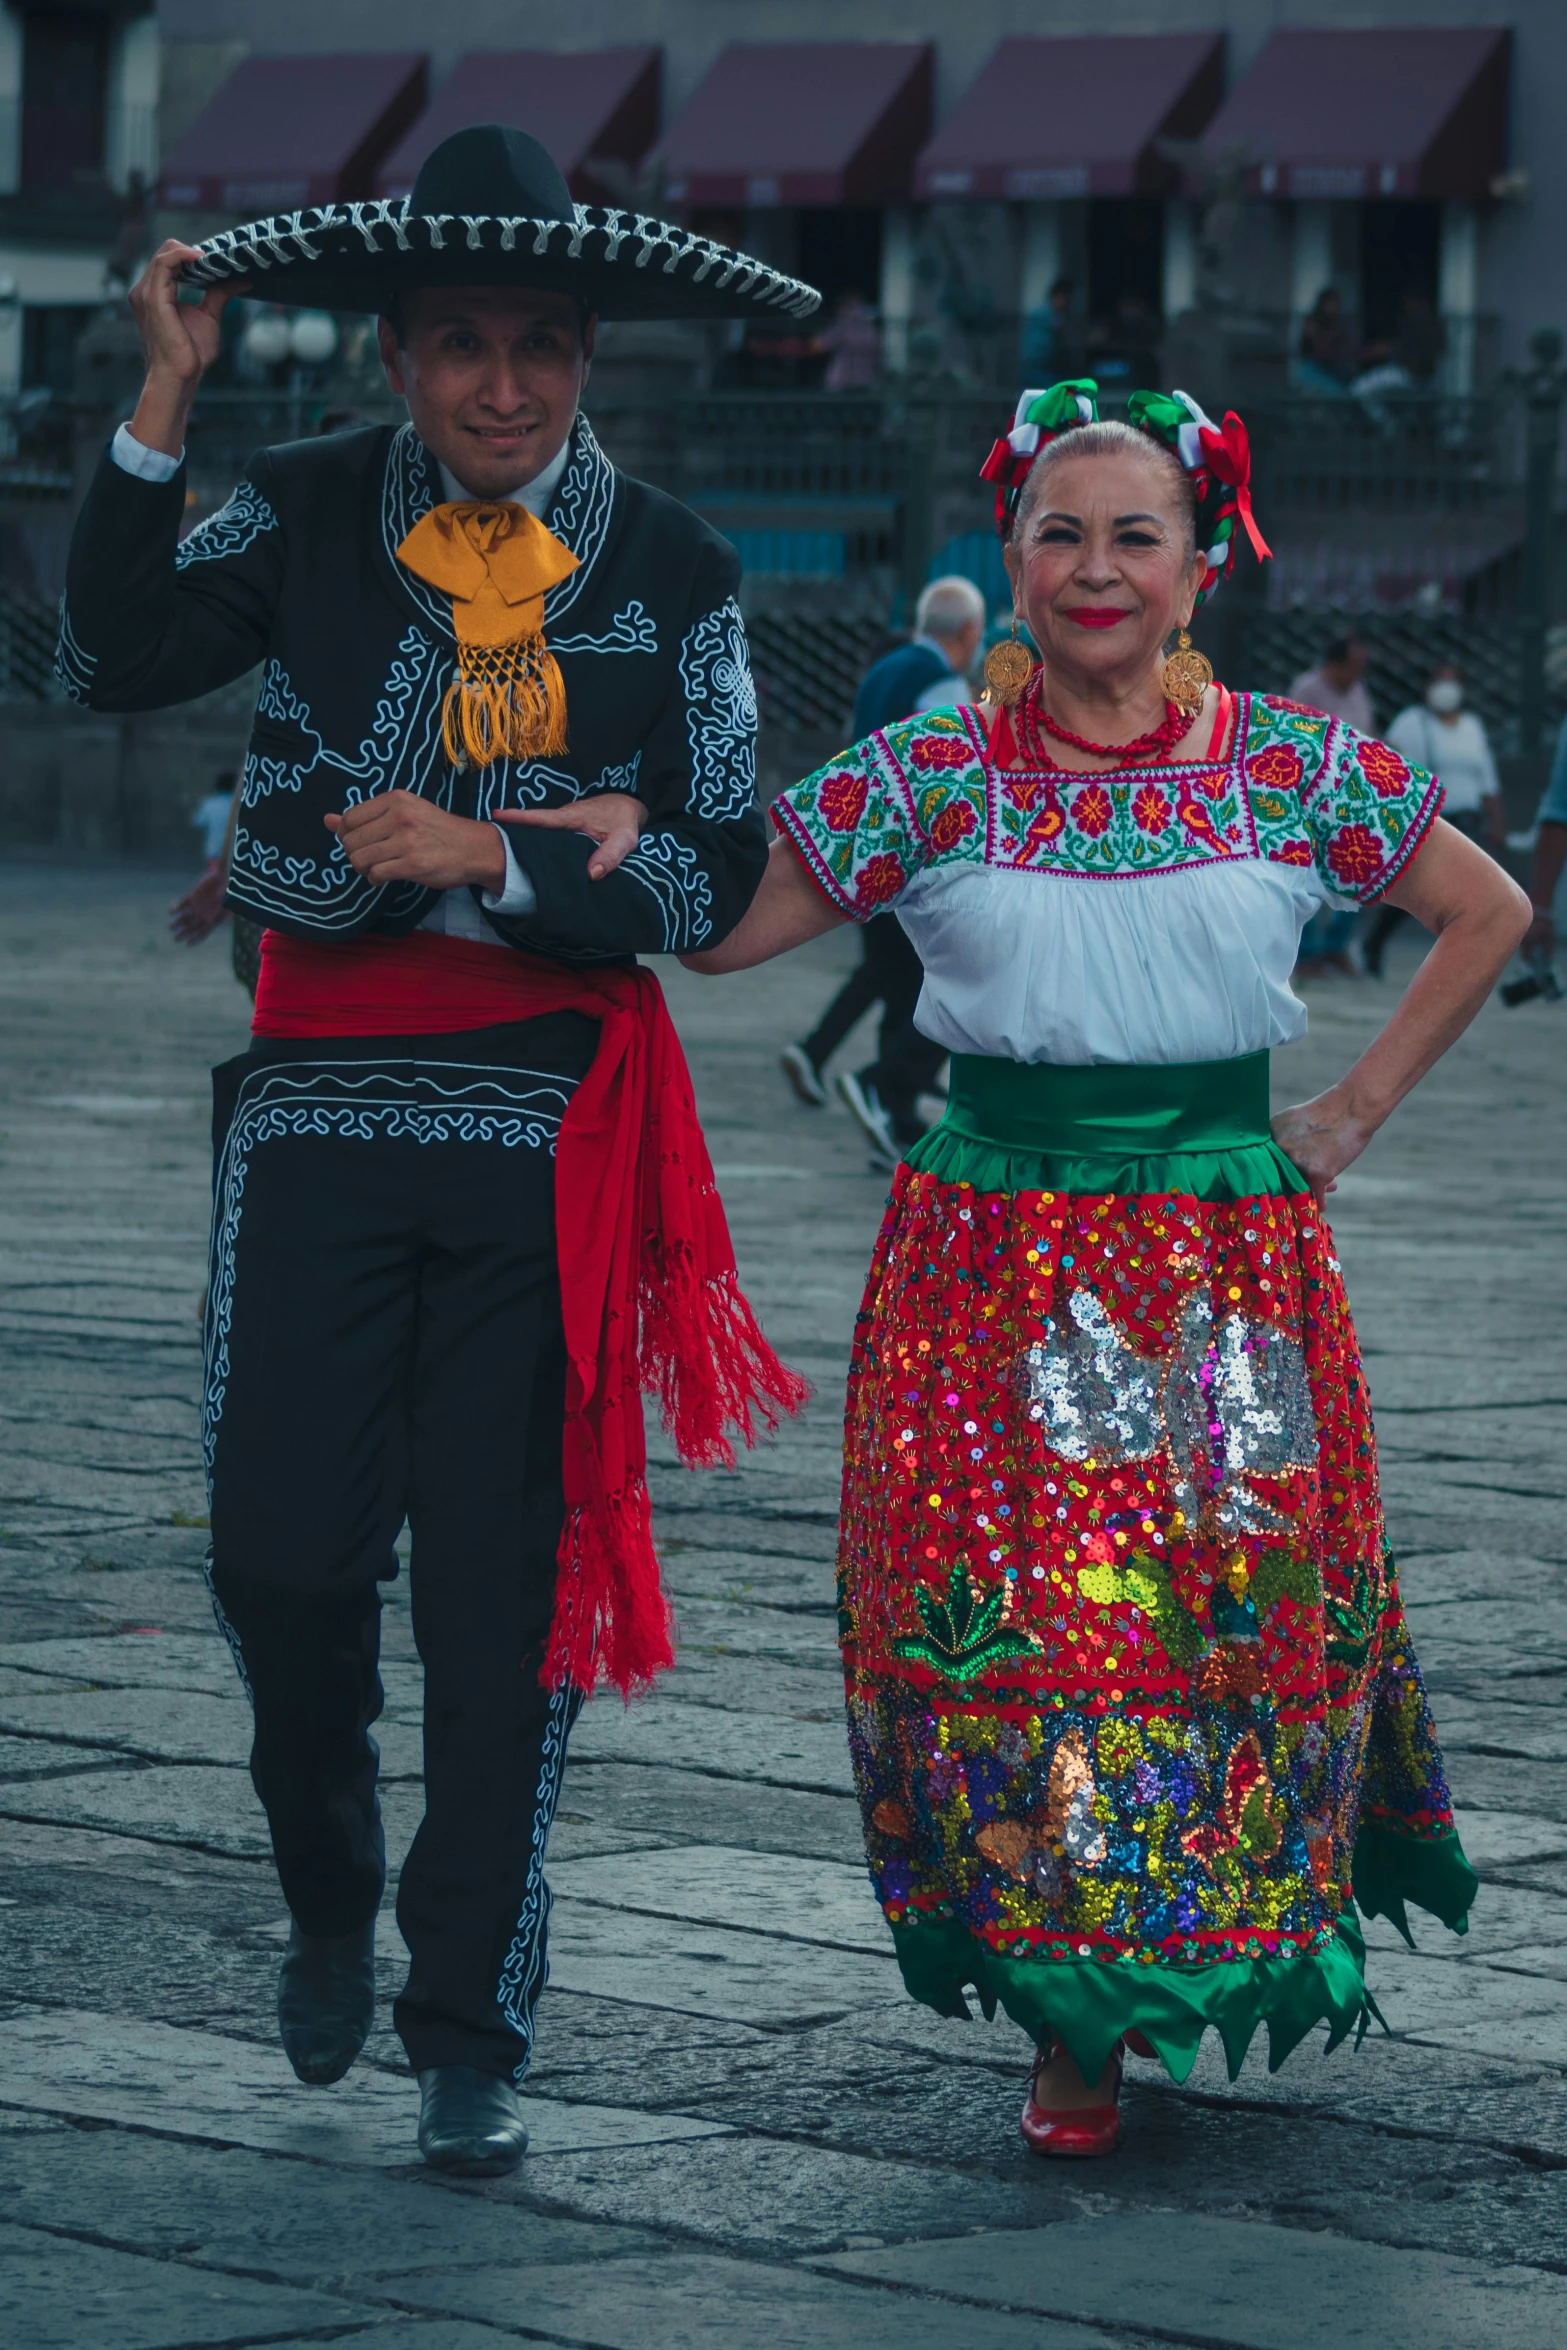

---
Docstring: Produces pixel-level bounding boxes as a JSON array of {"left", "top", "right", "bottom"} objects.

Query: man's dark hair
[{"left": 1323, "top": 635, "right": 1363, "bottom": 665}]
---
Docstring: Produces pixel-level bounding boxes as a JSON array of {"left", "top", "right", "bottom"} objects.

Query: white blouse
[{"left": 773, "top": 695, "right": 1443, "bottom": 1069}]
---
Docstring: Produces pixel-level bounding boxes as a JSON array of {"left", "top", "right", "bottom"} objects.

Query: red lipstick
[{"left": 1064, "top": 608, "right": 1132, "bottom": 629}]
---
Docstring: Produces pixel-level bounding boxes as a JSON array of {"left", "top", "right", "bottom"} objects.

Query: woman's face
[{"left": 1005, "top": 450, "right": 1206, "bottom": 690}]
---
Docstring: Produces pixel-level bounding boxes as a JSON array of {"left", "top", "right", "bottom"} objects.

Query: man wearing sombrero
[{"left": 57, "top": 127, "right": 813, "bottom": 2173}]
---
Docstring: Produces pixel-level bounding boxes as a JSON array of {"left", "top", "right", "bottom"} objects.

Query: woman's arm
[
  {"left": 680, "top": 834, "right": 847, "bottom": 972},
  {"left": 1272, "top": 817, "right": 1530, "bottom": 1201}
]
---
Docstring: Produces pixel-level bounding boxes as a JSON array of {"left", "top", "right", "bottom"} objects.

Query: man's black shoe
[
  {"left": 417, "top": 2065, "right": 530, "bottom": 2175},
  {"left": 277, "top": 1917, "right": 376, "bottom": 2086}
]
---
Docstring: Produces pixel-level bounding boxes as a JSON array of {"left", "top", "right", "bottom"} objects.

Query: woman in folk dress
[{"left": 685, "top": 382, "right": 1529, "bottom": 2156}]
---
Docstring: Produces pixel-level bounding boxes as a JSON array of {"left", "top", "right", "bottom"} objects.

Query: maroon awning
[
  {"left": 160, "top": 53, "right": 428, "bottom": 214},
  {"left": 1199, "top": 29, "right": 1511, "bottom": 201},
  {"left": 661, "top": 42, "right": 932, "bottom": 207},
  {"left": 915, "top": 33, "right": 1224, "bottom": 201},
  {"left": 376, "top": 48, "right": 660, "bottom": 204}
]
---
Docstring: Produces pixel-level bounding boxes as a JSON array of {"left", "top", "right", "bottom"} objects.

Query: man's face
[{"left": 378, "top": 287, "right": 595, "bottom": 498}]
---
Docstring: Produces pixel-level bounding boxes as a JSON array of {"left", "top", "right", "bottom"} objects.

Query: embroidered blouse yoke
[{"left": 772, "top": 697, "right": 1443, "bottom": 1068}]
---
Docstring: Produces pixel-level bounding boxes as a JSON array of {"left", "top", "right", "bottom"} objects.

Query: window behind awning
[
  {"left": 660, "top": 41, "right": 932, "bottom": 207},
  {"left": 1199, "top": 28, "right": 1511, "bottom": 200},
  {"left": 915, "top": 33, "right": 1224, "bottom": 201},
  {"left": 375, "top": 48, "right": 661, "bottom": 204},
  {"left": 159, "top": 52, "right": 428, "bottom": 214}
]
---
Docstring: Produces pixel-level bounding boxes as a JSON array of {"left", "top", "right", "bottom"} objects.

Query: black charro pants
[{"left": 203, "top": 1017, "right": 596, "bottom": 2080}]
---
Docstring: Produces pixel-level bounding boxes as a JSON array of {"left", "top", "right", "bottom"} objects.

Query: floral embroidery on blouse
[{"left": 771, "top": 694, "right": 1443, "bottom": 918}]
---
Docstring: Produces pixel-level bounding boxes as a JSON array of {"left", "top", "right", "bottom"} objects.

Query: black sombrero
[{"left": 178, "top": 123, "right": 822, "bottom": 322}]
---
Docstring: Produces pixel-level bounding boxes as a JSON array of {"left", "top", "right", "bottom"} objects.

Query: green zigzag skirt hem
[{"left": 890, "top": 1823, "right": 1477, "bottom": 2086}]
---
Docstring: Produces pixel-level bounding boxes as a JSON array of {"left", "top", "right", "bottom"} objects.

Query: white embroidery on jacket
[
  {"left": 679, "top": 598, "right": 757, "bottom": 822},
  {"left": 174, "top": 481, "right": 280, "bottom": 569}
]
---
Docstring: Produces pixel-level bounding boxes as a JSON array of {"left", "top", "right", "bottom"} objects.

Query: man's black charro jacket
[{"left": 56, "top": 417, "right": 765, "bottom": 961}]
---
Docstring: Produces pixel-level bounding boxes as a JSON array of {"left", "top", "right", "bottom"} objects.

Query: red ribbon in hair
[
  {"left": 253, "top": 929, "right": 809, "bottom": 1698},
  {"left": 979, "top": 435, "right": 1030, "bottom": 531},
  {"left": 1196, "top": 411, "right": 1272, "bottom": 562}
]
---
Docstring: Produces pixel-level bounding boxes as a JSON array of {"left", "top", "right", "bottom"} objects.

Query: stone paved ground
[{"left": 2, "top": 858, "right": 1567, "bottom": 2350}]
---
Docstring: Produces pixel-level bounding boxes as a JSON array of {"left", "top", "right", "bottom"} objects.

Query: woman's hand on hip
[
  {"left": 496, "top": 792, "right": 648, "bottom": 880},
  {"left": 1270, "top": 1088, "right": 1377, "bottom": 1205}
]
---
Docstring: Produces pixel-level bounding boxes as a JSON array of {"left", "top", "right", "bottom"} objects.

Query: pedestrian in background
[
  {"left": 1294, "top": 288, "right": 1354, "bottom": 394},
  {"left": 1517, "top": 707, "right": 1567, "bottom": 988},
  {"left": 169, "top": 768, "right": 236, "bottom": 946},
  {"left": 1287, "top": 634, "right": 1374, "bottom": 732},
  {"left": 1022, "top": 277, "right": 1084, "bottom": 384},
  {"left": 780, "top": 575, "right": 985, "bottom": 1166},
  {"left": 1288, "top": 637, "right": 1375, "bottom": 976},
  {"left": 820, "top": 289, "right": 882, "bottom": 391},
  {"left": 1365, "top": 664, "right": 1503, "bottom": 977}
]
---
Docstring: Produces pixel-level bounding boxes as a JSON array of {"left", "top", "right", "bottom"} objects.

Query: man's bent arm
[
  {"left": 57, "top": 431, "right": 283, "bottom": 713},
  {"left": 485, "top": 541, "right": 766, "bottom": 961}
]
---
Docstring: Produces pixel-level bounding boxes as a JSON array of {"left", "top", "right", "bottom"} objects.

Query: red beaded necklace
[{"left": 1010, "top": 670, "right": 1194, "bottom": 769}]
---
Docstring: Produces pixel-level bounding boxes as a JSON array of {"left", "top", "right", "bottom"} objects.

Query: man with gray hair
[{"left": 781, "top": 576, "right": 985, "bottom": 1162}]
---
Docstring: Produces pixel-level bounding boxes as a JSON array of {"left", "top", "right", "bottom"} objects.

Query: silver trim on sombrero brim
[{"left": 181, "top": 198, "right": 821, "bottom": 319}]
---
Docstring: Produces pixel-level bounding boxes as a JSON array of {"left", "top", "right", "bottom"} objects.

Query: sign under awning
[
  {"left": 661, "top": 42, "right": 932, "bottom": 207},
  {"left": 376, "top": 48, "right": 660, "bottom": 204},
  {"left": 1200, "top": 28, "right": 1511, "bottom": 201},
  {"left": 915, "top": 33, "right": 1224, "bottom": 201},
  {"left": 160, "top": 53, "right": 428, "bottom": 214}
]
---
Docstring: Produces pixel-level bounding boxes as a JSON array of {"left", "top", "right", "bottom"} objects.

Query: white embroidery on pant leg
[
  {"left": 202, "top": 1059, "right": 571, "bottom": 1477},
  {"left": 496, "top": 1682, "right": 582, "bottom": 2081}
]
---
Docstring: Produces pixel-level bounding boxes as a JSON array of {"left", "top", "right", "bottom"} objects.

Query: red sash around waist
[{"left": 251, "top": 929, "right": 808, "bottom": 1697}]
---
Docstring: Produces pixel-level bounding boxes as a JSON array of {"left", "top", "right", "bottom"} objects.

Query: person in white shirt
[
  {"left": 1287, "top": 636, "right": 1375, "bottom": 735},
  {"left": 1365, "top": 665, "right": 1504, "bottom": 976}
]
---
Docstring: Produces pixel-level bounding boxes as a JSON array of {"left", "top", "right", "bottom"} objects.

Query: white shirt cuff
[
  {"left": 479, "top": 826, "right": 538, "bottom": 916},
  {"left": 111, "top": 422, "right": 184, "bottom": 481}
]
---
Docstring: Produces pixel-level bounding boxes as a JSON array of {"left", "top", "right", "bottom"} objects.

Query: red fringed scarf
[{"left": 253, "top": 929, "right": 809, "bottom": 1697}]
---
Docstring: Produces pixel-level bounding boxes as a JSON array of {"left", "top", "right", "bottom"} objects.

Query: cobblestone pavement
[{"left": 3, "top": 859, "right": 1567, "bottom": 2350}]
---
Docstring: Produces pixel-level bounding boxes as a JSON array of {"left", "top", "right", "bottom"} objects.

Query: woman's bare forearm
[
  {"left": 681, "top": 834, "right": 847, "bottom": 972},
  {"left": 1337, "top": 890, "right": 1527, "bottom": 1124}
]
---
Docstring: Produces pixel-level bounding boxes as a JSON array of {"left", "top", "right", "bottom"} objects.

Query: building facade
[
  {"left": 156, "top": 0, "right": 1553, "bottom": 387},
  {"left": 0, "top": 1, "right": 157, "bottom": 397}
]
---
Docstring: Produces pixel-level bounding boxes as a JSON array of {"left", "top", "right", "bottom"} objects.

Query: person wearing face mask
[{"left": 1364, "top": 666, "right": 1504, "bottom": 978}]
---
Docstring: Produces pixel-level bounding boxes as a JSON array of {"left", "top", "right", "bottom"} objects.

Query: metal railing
[{"left": 7, "top": 365, "right": 1563, "bottom": 736}]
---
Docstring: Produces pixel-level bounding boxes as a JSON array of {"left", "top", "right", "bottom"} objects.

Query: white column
[
  {"left": 1439, "top": 200, "right": 1479, "bottom": 395},
  {"left": 1162, "top": 200, "right": 1197, "bottom": 320},
  {"left": 880, "top": 205, "right": 914, "bottom": 374},
  {"left": 106, "top": 13, "right": 160, "bottom": 195},
  {"left": 0, "top": 7, "right": 22, "bottom": 198},
  {"left": 1019, "top": 200, "right": 1062, "bottom": 321}
]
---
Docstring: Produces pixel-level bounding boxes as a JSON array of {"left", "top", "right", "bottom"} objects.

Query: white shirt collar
[{"left": 436, "top": 433, "right": 571, "bottom": 517}]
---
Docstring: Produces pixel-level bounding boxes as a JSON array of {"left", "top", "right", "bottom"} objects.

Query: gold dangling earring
[
  {"left": 983, "top": 613, "right": 1034, "bottom": 708},
  {"left": 1161, "top": 626, "right": 1213, "bottom": 720}
]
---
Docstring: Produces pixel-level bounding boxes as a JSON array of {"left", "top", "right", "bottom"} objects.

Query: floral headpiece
[{"left": 979, "top": 380, "right": 1272, "bottom": 603}]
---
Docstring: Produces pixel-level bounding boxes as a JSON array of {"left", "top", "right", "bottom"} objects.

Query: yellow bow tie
[{"left": 397, "top": 500, "right": 581, "bottom": 767}]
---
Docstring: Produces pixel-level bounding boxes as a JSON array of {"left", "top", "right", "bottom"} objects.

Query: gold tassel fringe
[{"left": 441, "top": 635, "right": 569, "bottom": 767}]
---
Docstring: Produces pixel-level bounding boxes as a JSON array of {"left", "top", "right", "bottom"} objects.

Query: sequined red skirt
[{"left": 839, "top": 1055, "right": 1476, "bottom": 2082}]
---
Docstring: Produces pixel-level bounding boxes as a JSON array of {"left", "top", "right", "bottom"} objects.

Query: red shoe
[{"left": 1020, "top": 2036, "right": 1123, "bottom": 2158}]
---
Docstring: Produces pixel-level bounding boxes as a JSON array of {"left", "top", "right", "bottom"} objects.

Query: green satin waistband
[
  {"left": 947, "top": 1051, "right": 1271, "bottom": 1154},
  {"left": 904, "top": 1051, "right": 1308, "bottom": 1200}
]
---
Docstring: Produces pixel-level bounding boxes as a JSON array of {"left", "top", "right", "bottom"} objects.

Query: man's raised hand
[{"left": 127, "top": 241, "right": 247, "bottom": 459}]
